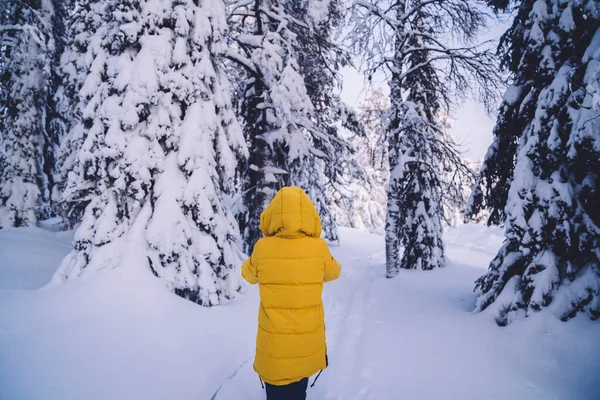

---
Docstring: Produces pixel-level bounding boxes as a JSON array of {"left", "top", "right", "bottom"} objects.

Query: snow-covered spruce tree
[
  {"left": 227, "top": 0, "right": 357, "bottom": 252},
  {"left": 353, "top": 0, "right": 499, "bottom": 276},
  {"left": 474, "top": 0, "right": 600, "bottom": 324},
  {"left": 287, "top": 0, "right": 364, "bottom": 244},
  {"left": 227, "top": 0, "right": 312, "bottom": 254},
  {"left": 49, "top": 0, "right": 86, "bottom": 228},
  {"left": 390, "top": 51, "right": 447, "bottom": 272},
  {"left": 466, "top": 0, "right": 551, "bottom": 226},
  {"left": 0, "top": 0, "right": 64, "bottom": 227},
  {"left": 45, "top": 0, "right": 69, "bottom": 214},
  {"left": 465, "top": 97, "right": 520, "bottom": 226},
  {"left": 52, "top": 0, "right": 247, "bottom": 306}
]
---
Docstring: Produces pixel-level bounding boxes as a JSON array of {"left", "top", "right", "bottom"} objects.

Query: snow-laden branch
[
  {"left": 355, "top": 0, "right": 462, "bottom": 27},
  {"left": 0, "top": 24, "right": 46, "bottom": 48},
  {"left": 355, "top": 1, "right": 401, "bottom": 29},
  {"left": 224, "top": 49, "right": 256, "bottom": 75},
  {"left": 226, "top": 0, "right": 254, "bottom": 18},
  {"left": 258, "top": 6, "right": 310, "bottom": 30},
  {"left": 228, "top": 1, "right": 311, "bottom": 31},
  {"left": 4, "top": 0, "right": 52, "bottom": 31},
  {"left": 397, "top": 49, "right": 493, "bottom": 82}
]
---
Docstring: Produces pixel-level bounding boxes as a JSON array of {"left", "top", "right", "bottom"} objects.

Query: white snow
[
  {"left": 0, "top": 228, "right": 73, "bottom": 290},
  {"left": 502, "top": 84, "right": 523, "bottom": 105},
  {"left": 1, "top": 224, "right": 599, "bottom": 400},
  {"left": 308, "top": 0, "right": 332, "bottom": 26},
  {"left": 558, "top": 3, "right": 575, "bottom": 32}
]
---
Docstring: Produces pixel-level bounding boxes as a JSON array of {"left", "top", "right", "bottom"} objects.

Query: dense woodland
[{"left": 0, "top": 0, "right": 598, "bottom": 324}]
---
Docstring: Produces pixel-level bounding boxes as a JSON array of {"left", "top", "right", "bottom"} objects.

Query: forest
[
  {"left": 1, "top": 0, "right": 599, "bottom": 323},
  {"left": 1, "top": 1, "right": 600, "bottom": 399}
]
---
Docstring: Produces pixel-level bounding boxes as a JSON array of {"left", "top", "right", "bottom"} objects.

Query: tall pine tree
[
  {"left": 227, "top": 0, "right": 314, "bottom": 254},
  {"left": 288, "top": 0, "right": 363, "bottom": 244},
  {"left": 353, "top": 0, "right": 499, "bottom": 276},
  {"left": 389, "top": 24, "right": 446, "bottom": 271},
  {"left": 0, "top": 0, "right": 64, "bottom": 227},
  {"left": 474, "top": 0, "right": 600, "bottom": 324},
  {"left": 52, "top": 0, "right": 247, "bottom": 306},
  {"left": 227, "top": 0, "right": 359, "bottom": 253},
  {"left": 467, "top": 0, "right": 551, "bottom": 225}
]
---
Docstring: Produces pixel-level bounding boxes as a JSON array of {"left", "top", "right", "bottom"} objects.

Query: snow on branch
[
  {"left": 351, "top": 0, "right": 502, "bottom": 112},
  {"left": 224, "top": 49, "right": 256, "bottom": 74}
]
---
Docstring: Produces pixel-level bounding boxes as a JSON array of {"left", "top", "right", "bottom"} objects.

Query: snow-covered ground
[{"left": 0, "top": 224, "right": 599, "bottom": 400}]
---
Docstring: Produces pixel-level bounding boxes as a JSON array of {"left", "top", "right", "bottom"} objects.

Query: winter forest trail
[
  {"left": 1, "top": 226, "right": 599, "bottom": 400},
  {"left": 216, "top": 226, "right": 600, "bottom": 400}
]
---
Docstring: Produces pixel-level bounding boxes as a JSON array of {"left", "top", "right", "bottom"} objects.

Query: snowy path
[
  {"left": 319, "top": 255, "right": 377, "bottom": 400},
  {"left": 218, "top": 226, "right": 600, "bottom": 400},
  {"left": 1, "top": 225, "right": 599, "bottom": 400}
]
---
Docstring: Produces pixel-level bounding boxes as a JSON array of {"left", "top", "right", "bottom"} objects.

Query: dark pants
[{"left": 265, "top": 378, "right": 308, "bottom": 400}]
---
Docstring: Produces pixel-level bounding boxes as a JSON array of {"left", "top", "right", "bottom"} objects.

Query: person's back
[{"left": 242, "top": 186, "right": 341, "bottom": 400}]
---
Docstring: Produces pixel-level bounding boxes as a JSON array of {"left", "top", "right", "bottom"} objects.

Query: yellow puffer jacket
[{"left": 242, "top": 186, "right": 341, "bottom": 386}]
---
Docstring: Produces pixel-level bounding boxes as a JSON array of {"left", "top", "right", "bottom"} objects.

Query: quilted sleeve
[
  {"left": 241, "top": 250, "right": 259, "bottom": 285},
  {"left": 322, "top": 240, "right": 341, "bottom": 283}
]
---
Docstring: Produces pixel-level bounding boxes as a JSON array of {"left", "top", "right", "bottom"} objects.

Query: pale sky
[{"left": 339, "top": 18, "right": 511, "bottom": 162}]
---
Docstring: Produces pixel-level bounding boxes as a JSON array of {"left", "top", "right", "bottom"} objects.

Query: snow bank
[{"left": 0, "top": 226, "right": 259, "bottom": 400}]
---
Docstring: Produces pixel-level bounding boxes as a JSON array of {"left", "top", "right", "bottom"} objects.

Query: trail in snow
[
  {"left": 1, "top": 225, "right": 599, "bottom": 400},
  {"left": 210, "top": 359, "right": 251, "bottom": 400},
  {"left": 214, "top": 251, "right": 383, "bottom": 400},
  {"left": 320, "top": 258, "right": 377, "bottom": 400},
  {"left": 218, "top": 225, "right": 600, "bottom": 400}
]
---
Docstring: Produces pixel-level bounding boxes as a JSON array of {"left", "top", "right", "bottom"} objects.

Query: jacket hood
[{"left": 260, "top": 186, "right": 322, "bottom": 239}]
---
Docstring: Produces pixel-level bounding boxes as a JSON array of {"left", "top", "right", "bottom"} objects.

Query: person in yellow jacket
[{"left": 242, "top": 186, "right": 341, "bottom": 400}]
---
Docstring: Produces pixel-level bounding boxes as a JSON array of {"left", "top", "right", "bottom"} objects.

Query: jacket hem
[{"left": 255, "top": 364, "right": 325, "bottom": 387}]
